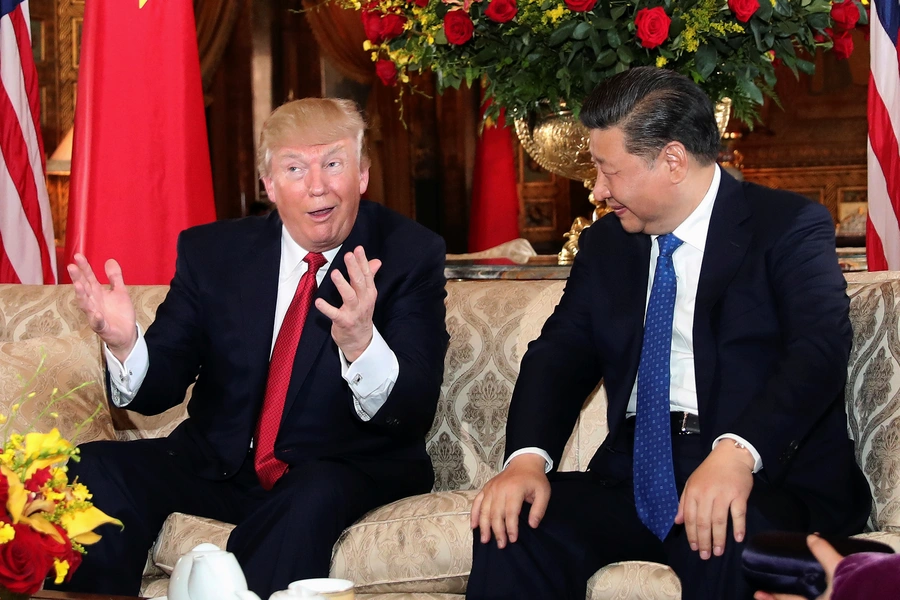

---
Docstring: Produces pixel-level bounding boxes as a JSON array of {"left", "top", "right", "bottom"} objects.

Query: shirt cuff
[
  {"left": 340, "top": 327, "right": 399, "bottom": 420},
  {"left": 504, "top": 447, "right": 554, "bottom": 473},
  {"left": 713, "top": 433, "right": 763, "bottom": 473},
  {"left": 104, "top": 325, "right": 148, "bottom": 408}
]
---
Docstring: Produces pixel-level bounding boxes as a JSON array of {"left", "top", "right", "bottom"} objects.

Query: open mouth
[{"left": 308, "top": 207, "right": 335, "bottom": 220}]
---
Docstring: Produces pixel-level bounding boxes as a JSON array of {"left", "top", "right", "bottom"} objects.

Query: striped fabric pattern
[
  {"left": 0, "top": 0, "right": 55, "bottom": 284},
  {"left": 867, "top": 0, "right": 900, "bottom": 271}
]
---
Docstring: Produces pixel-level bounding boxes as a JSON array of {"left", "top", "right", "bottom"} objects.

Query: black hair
[{"left": 580, "top": 67, "right": 720, "bottom": 165}]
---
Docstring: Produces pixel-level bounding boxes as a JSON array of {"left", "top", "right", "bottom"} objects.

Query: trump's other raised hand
[{"left": 67, "top": 253, "right": 137, "bottom": 362}]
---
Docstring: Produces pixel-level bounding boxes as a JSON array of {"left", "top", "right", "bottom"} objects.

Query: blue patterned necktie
[{"left": 633, "top": 233, "right": 684, "bottom": 541}]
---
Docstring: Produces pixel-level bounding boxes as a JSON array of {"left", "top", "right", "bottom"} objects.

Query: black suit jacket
[
  {"left": 124, "top": 201, "right": 449, "bottom": 485},
  {"left": 507, "top": 170, "right": 870, "bottom": 530}
]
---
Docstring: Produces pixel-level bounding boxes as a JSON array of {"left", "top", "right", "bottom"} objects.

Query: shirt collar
[
  {"left": 279, "top": 226, "right": 342, "bottom": 279},
  {"left": 668, "top": 164, "right": 721, "bottom": 253}
]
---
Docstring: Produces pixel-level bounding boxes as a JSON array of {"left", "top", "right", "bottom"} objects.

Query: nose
[
  {"left": 306, "top": 167, "right": 326, "bottom": 196},
  {"left": 592, "top": 172, "right": 611, "bottom": 200}
]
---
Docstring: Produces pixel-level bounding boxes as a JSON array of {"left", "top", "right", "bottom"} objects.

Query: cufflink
[{"left": 352, "top": 373, "right": 363, "bottom": 385}]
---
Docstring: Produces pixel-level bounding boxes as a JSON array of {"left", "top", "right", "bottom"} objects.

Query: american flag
[
  {"left": 0, "top": 0, "right": 56, "bottom": 284},
  {"left": 867, "top": 0, "right": 900, "bottom": 271}
]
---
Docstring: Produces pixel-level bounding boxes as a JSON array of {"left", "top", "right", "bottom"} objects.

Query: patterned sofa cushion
[
  {"left": 845, "top": 273, "right": 900, "bottom": 532},
  {"left": 0, "top": 334, "right": 114, "bottom": 443}
]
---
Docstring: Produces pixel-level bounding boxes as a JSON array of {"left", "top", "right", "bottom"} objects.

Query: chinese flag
[
  {"left": 468, "top": 102, "right": 520, "bottom": 252},
  {"left": 64, "top": 0, "right": 216, "bottom": 284}
]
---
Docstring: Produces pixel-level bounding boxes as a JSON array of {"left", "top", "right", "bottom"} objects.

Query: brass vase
[{"left": 514, "top": 98, "right": 733, "bottom": 263}]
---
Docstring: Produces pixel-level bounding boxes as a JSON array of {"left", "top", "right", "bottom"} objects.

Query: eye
[{"left": 326, "top": 160, "right": 341, "bottom": 169}]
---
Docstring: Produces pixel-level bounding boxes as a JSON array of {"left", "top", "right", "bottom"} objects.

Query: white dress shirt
[
  {"left": 106, "top": 225, "right": 400, "bottom": 422},
  {"left": 508, "top": 166, "right": 763, "bottom": 473}
]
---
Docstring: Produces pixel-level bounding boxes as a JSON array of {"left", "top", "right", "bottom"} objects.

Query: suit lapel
[
  {"left": 239, "top": 211, "right": 283, "bottom": 393},
  {"left": 693, "top": 170, "right": 752, "bottom": 429},
  {"left": 280, "top": 203, "right": 380, "bottom": 421},
  {"left": 605, "top": 228, "right": 651, "bottom": 428}
]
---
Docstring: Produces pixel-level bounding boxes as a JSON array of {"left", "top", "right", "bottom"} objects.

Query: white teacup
[{"left": 288, "top": 578, "right": 355, "bottom": 599}]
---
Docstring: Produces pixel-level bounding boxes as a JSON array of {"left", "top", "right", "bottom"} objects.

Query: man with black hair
[{"left": 467, "top": 67, "right": 870, "bottom": 600}]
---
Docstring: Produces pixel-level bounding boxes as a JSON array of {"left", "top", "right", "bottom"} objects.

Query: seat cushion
[
  {"left": 331, "top": 490, "right": 475, "bottom": 594},
  {"left": 151, "top": 512, "right": 236, "bottom": 575},
  {"left": 587, "top": 561, "right": 681, "bottom": 600}
]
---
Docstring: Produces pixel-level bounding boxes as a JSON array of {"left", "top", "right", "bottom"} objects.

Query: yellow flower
[
  {"left": 71, "top": 482, "right": 91, "bottom": 502},
  {"left": 363, "top": 40, "right": 372, "bottom": 51},
  {"left": 0, "top": 523, "right": 14, "bottom": 544},
  {"left": 0, "top": 415, "right": 8, "bottom": 425},
  {"left": 656, "top": 56, "right": 669, "bottom": 67},
  {"left": 22, "top": 429, "right": 74, "bottom": 479},
  {"left": 60, "top": 505, "right": 123, "bottom": 545},
  {"left": 53, "top": 559, "right": 69, "bottom": 585}
]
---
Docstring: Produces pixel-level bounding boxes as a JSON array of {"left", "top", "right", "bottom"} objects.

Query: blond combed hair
[{"left": 257, "top": 98, "right": 369, "bottom": 178}]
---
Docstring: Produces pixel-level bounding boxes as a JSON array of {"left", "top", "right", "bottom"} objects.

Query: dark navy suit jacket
[
  {"left": 124, "top": 200, "right": 449, "bottom": 489},
  {"left": 506, "top": 170, "right": 870, "bottom": 531}
]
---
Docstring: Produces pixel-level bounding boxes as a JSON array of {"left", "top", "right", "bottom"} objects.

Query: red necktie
[{"left": 254, "top": 251, "right": 327, "bottom": 490}]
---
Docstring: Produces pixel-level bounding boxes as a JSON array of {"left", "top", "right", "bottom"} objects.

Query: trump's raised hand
[
  {"left": 67, "top": 253, "right": 137, "bottom": 362},
  {"left": 315, "top": 246, "right": 381, "bottom": 362}
]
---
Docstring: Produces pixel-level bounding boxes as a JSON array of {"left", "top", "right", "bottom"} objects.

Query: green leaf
[
  {"left": 755, "top": 0, "right": 774, "bottom": 20},
  {"left": 610, "top": 5, "right": 627, "bottom": 20},
  {"left": 737, "top": 77, "right": 765, "bottom": 105},
  {"left": 434, "top": 29, "right": 448, "bottom": 45},
  {"left": 548, "top": 20, "right": 579, "bottom": 46},
  {"left": 588, "top": 28, "right": 603, "bottom": 54},
  {"left": 573, "top": 22, "right": 593, "bottom": 40},
  {"left": 808, "top": 12, "right": 830, "bottom": 29},
  {"left": 613, "top": 61, "right": 628, "bottom": 74},
  {"left": 773, "top": 0, "right": 793, "bottom": 17},
  {"left": 796, "top": 58, "right": 816, "bottom": 74},
  {"left": 616, "top": 45, "right": 634, "bottom": 64},
  {"left": 606, "top": 28, "right": 622, "bottom": 48},
  {"left": 694, "top": 44, "right": 717, "bottom": 80},
  {"left": 596, "top": 17, "right": 617, "bottom": 30},
  {"left": 597, "top": 49, "right": 618, "bottom": 66}
]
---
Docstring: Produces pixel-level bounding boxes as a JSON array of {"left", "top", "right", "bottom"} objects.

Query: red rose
[
  {"left": 361, "top": 9, "right": 385, "bottom": 43},
  {"left": 25, "top": 467, "right": 53, "bottom": 493},
  {"left": 485, "top": 0, "right": 517, "bottom": 23},
  {"left": 830, "top": 0, "right": 860, "bottom": 31},
  {"left": 410, "top": 0, "right": 428, "bottom": 5},
  {"left": 634, "top": 7, "right": 671, "bottom": 49},
  {"left": 829, "top": 28, "right": 854, "bottom": 59},
  {"left": 375, "top": 59, "right": 398, "bottom": 86},
  {"left": 0, "top": 524, "right": 54, "bottom": 594},
  {"left": 380, "top": 13, "right": 407, "bottom": 40},
  {"left": 39, "top": 525, "right": 81, "bottom": 582},
  {"left": 564, "top": 0, "right": 597, "bottom": 11},
  {"left": 443, "top": 10, "right": 474, "bottom": 45},
  {"left": 0, "top": 475, "right": 8, "bottom": 506},
  {"left": 728, "top": 0, "right": 759, "bottom": 22}
]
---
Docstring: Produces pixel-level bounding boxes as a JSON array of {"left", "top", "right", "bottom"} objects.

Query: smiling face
[
  {"left": 262, "top": 137, "right": 369, "bottom": 252},
  {"left": 589, "top": 126, "right": 683, "bottom": 236}
]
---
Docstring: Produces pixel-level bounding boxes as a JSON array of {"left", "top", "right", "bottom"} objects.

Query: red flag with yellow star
[{"left": 64, "top": 0, "right": 215, "bottom": 284}]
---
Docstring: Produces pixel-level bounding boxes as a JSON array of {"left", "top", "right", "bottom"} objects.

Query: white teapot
[{"left": 168, "top": 543, "right": 250, "bottom": 600}]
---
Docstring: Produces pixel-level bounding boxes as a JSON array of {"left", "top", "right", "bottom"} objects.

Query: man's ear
[
  {"left": 262, "top": 177, "right": 276, "bottom": 203},
  {"left": 662, "top": 141, "right": 689, "bottom": 184},
  {"left": 359, "top": 166, "right": 370, "bottom": 196}
]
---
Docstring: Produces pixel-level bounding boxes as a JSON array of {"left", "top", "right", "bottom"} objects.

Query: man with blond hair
[{"left": 59, "top": 98, "right": 449, "bottom": 597}]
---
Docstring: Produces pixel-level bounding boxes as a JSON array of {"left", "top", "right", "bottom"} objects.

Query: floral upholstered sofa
[{"left": 0, "top": 272, "right": 899, "bottom": 599}]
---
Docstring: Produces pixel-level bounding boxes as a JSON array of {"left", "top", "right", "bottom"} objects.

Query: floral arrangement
[
  {"left": 0, "top": 360, "right": 120, "bottom": 596},
  {"left": 351, "top": 0, "right": 867, "bottom": 122}
]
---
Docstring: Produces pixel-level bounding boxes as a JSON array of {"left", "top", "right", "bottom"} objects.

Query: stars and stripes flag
[
  {"left": 0, "top": 0, "right": 57, "bottom": 284},
  {"left": 866, "top": 0, "right": 900, "bottom": 271}
]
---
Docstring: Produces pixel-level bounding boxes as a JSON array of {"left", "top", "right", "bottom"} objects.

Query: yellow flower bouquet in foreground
[{"left": 0, "top": 365, "right": 121, "bottom": 596}]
